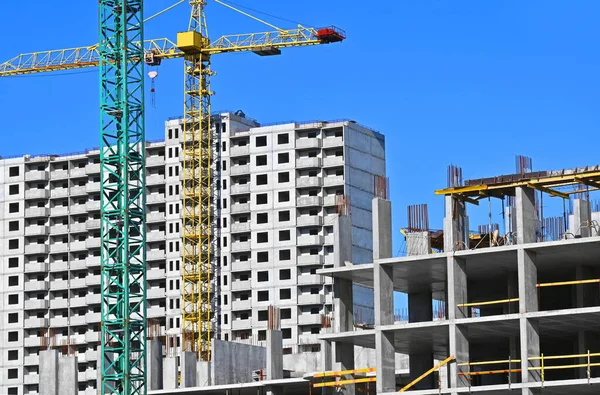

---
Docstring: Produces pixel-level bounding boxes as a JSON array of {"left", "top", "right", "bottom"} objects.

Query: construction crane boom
[{"left": 0, "top": 26, "right": 344, "bottom": 76}]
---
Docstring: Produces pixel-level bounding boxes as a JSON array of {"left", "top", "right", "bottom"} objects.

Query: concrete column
[
  {"left": 321, "top": 341, "right": 332, "bottom": 372},
  {"left": 40, "top": 349, "right": 59, "bottom": 395},
  {"left": 163, "top": 356, "right": 178, "bottom": 389},
  {"left": 515, "top": 187, "right": 536, "bottom": 244},
  {"left": 409, "top": 354, "right": 434, "bottom": 390},
  {"left": 197, "top": 361, "right": 212, "bottom": 387},
  {"left": 58, "top": 355, "right": 78, "bottom": 395},
  {"left": 449, "top": 324, "right": 469, "bottom": 388},
  {"left": 408, "top": 292, "right": 432, "bottom": 322},
  {"left": 332, "top": 214, "right": 355, "bottom": 379},
  {"left": 443, "top": 196, "right": 469, "bottom": 252},
  {"left": 147, "top": 338, "right": 163, "bottom": 390},
  {"left": 181, "top": 351, "right": 197, "bottom": 388},
  {"left": 375, "top": 262, "right": 395, "bottom": 393},
  {"left": 573, "top": 198, "right": 591, "bottom": 237},
  {"left": 372, "top": 198, "right": 392, "bottom": 260},
  {"left": 447, "top": 257, "right": 467, "bottom": 320},
  {"left": 334, "top": 214, "right": 353, "bottom": 267},
  {"left": 96, "top": 346, "right": 103, "bottom": 394},
  {"left": 518, "top": 250, "right": 538, "bottom": 313},
  {"left": 520, "top": 319, "right": 540, "bottom": 383},
  {"left": 266, "top": 329, "right": 283, "bottom": 380}
]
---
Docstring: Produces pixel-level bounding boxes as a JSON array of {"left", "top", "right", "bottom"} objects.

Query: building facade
[{"left": 0, "top": 112, "right": 386, "bottom": 395}]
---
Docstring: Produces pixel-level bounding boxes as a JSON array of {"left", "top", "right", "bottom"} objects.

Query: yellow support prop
[
  {"left": 457, "top": 358, "right": 521, "bottom": 367},
  {"left": 399, "top": 355, "right": 455, "bottom": 392},
  {"left": 537, "top": 279, "right": 600, "bottom": 288},
  {"left": 313, "top": 367, "right": 376, "bottom": 378},
  {"left": 313, "top": 377, "right": 377, "bottom": 388}
]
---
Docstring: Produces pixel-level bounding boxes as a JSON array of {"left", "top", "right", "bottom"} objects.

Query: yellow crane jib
[{"left": 0, "top": 27, "right": 345, "bottom": 76}]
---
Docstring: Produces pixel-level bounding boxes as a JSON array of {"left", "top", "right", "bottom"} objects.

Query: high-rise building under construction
[{"left": 0, "top": 112, "right": 386, "bottom": 395}]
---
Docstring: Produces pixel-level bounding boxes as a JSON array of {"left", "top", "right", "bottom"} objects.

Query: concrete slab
[
  {"left": 525, "top": 307, "right": 600, "bottom": 337},
  {"left": 317, "top": 264, "right": 374, "bottom": 288},
  {"left": 319, "top": 330, "right": 376, "bottom": 349},
  {"left": 455, "top": 314, "right": 520, "bottom": 341}
]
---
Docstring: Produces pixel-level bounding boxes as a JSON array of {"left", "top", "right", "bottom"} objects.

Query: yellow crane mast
[{"left": 0, "top": 0, "right": 345, "bottom": 362}]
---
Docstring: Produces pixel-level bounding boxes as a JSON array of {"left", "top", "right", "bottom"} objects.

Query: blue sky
[{"left": 1, "top": 1, "right": 599, "bottom": 270}]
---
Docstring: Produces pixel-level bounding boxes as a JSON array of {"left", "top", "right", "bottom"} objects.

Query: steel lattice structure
[
  {"left": 180, "top": 0, "right": 217, "bottom": 360},
  {"left": 99, "top": 1, "right": 147, "bottom": 394}
]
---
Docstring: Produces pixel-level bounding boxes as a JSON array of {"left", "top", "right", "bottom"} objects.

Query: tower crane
[{"left": 0, "top": 1, "right": 345, "bottom": 394}]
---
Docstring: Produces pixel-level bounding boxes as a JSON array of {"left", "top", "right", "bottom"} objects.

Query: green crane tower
[{"left": 99, "top": 1, "right": 147, "bottom": 394}]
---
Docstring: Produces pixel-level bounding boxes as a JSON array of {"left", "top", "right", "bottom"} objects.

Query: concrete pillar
[
  {"left": 408, "top": 292, "right": 432, "bottom": 322},
  {"left": 266, "top": 329, "right": 283, "bottom": 380},
  {"left": 409, "top": 354, "right": 434, "bottom": 390},
  {"left": 573, "top": 198, "right": 591, "bottom": 237},
  {"left": 449, "top": 324, "right": 469, "bottom": 388},
  {"left": 447, "top": 257, "right": 468, "bottom": 320},
  {"left": 181, "top": 351, "right": 197, "bottom": 388},
  {"left": 515, "top": 187, "right": 536, "bottom": 244},
  {"left": 40, "top": 349, "right": 59, "bottom": 395},
  {"left": 332, "top": 214, "right": 355, "bottom": 380},
  {"left": 520, "top": 319, "right": 540, "bottom": 383},
  {"left": 443, "top": 195, "right": 469, "bottom": 252},
  {"left": 374, "top": 262, "right": 395, "bottom": 393},
  {"left": 147, "top": 338, "right": 163, "bottom": 390},
  {"left": 163, "top": 356, "right": 178, "bottom": 389},
  {"left": 372, "top": 198, "right": 392, "bottom": 260},
  {"left": 518, "top": 250, "right": 538, "bottom": 313},
  {"left": 197, "top": 361, "right": 212, "bottom": 387},
  {"left": 321, "top": 341, "right": 332, "bottom": 372},
  {"left": 96, "top": 346, "right": 103, "bottom": 394},
  {"left": 447, "top": 256, "right": 469, "bottom": 388},
  {"left": 58, "top": 355, "right": 78, "bottom": 395},
  {"left": 334, "top": 214, "right": 353, "bottom": 267}
]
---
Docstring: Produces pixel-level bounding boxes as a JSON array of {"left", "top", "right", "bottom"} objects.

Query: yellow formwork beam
[
  {"left": 457, "top": 358, "right": 521, "bottom": 367},
  {"left": 313, "top": 367, "right": 376, "bottom": 378},
  {"left": 529, "top": 352, "right": 600, "bottom": 361},
  {"left": 537, "top": 279, "right": 600, "bottom": 288},
  {"left": 313, "top": 377, "right": 376, "bottom": 388},
  {"left": 457, "top": 298, "right": 519, "bottom": 308},
  {"left": 459, "top": 368, "right": 521, "bottom": 377},
  {"left": 435, "top": 170, "right": 600, "bottom": 197},
  {"left": 399, "top": 355, "right": 455, "bottom": 392}
]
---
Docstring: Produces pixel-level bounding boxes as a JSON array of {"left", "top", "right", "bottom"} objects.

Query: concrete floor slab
[
  {"left": 319, "top": 330, "right": 376, "bottom": 349},
  {"left": 318, "top": 264, "right": 374, "bottom": 288},
  {"left": 456, "top": 315, "right": 521, "bottom": 341},
  {"left": 526, "top": 307, "right": 600, "bottom": 337}
]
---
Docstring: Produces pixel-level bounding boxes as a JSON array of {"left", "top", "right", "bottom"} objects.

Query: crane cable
[{"left": 219, "top": 0, "right": 311, "bottom": 28}]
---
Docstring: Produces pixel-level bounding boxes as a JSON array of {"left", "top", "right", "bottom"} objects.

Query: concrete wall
[{"left": 211, "top": 339, "right": 267, "bottom": 385}]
